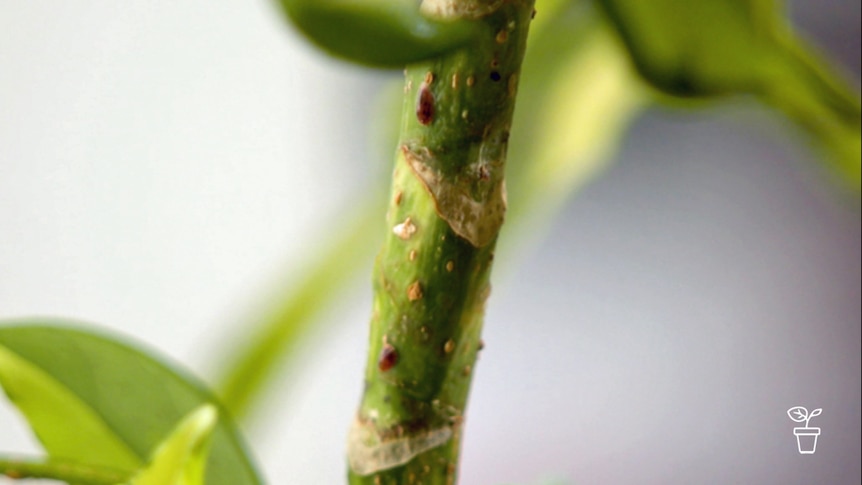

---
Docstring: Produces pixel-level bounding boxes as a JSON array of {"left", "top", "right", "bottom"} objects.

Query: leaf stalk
[{"left": 0, "top": 456, "right": 129, "bottom": 485}]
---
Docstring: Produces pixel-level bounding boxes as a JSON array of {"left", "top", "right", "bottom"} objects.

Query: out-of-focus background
[{"left": 0, "top": 0, "right": 859, "bottom": 484}]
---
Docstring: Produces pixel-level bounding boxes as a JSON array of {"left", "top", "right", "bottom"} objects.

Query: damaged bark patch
[
  {"left": 401, "top": 145, "right": 506, "bottom": 248},
  {"left": 347, "top": 417, "right": 453, "bottom": 475},
  {"left": 420, "top": 0, "right": 506, "bottom": 19}
]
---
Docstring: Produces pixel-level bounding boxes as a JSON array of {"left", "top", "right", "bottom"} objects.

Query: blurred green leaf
[
  {"left": 278, "top": 0, "right": 485, "bottom": 67},
  {"left": 760, "top": 35, "right": 862, "bottom": 190},
  {"left": 0, "top": 340, "right": 141, "bottom": 472},
  {"left": 0, "top": 406, "right": 219, "bottom": 485},
  {"left": 507, "top": 1, "right": 646, "bottom": 230},
  {"left": 128, "top": 405, "right": 218, "bottom": 485},
  {"left": 214, "top": 198, "right": 383, "bottom": 421},
  {"left": 595, "top": 0, "right": 781, "bottom": 96},
  {"left": 594, "top": 0, "right": 861, "bottom": 189},
  {"left": 0, "top": 321, "right": 262, "bottom": 485}
]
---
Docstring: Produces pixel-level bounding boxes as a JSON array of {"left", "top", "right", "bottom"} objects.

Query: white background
[{"left": 1, "top": 1, "right": 859, "bottom": 484}]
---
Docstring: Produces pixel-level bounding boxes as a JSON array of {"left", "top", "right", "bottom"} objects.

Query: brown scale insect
[
  {"left": 378, "top": 343, "right": 399, "bottom": 372},
  {"left": 416, "top": 84, "right": 435, "bottom": 125},
  {"left": 407, "top": 281, "right": 424, "bottom": 301}
]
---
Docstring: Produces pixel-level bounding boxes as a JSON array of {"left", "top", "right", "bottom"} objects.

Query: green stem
[
  {"left": 0, "top": 456, "right": 128, "bottom": 484},
  {"left": 347, "top": 1, "right": 535, "bottom": 484},
  {"left": 760, "top": 33, "right": 861, "bottom": 191}
]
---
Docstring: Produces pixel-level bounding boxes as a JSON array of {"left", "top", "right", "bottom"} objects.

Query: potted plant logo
[{"left": 787, "top": 406, "right": 822, "bottom": 454}]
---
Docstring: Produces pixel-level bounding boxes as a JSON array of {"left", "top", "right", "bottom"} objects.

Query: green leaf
[
  {"left": 128, "top": 405, "right": 218, "bottom": 485},
  {"left": 214, "top": 197, "right": 383, "bottom": 422},
  {"left": 595, "top": 0, "right": 861, "bottom": 190},
  {"left": 278, "top": 0, "right": 485, "bottom": 67},
  {"left": 507, "top": 1, "right": 646, "bottom": 223},
  {"left": 0, "top": 344, "right": 141, "bottom": 472},
  {"left": 0, "top": 321, "right": 262, "bottom": 485},
  {"left": 594, "top": 0, "right": 783, "bottom": 96}
]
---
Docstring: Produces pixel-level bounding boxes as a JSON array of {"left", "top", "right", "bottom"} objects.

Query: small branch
[{"left": 0, "top": 455, "right": 129, "bottom": 484}]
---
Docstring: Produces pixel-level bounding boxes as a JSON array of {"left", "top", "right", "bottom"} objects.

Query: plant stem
[
  {"left": 0, "top": 456, "right": 129, "bottom": 484},
  {"left": 347, "top": 1, "right": 535, "bottom": 484}
]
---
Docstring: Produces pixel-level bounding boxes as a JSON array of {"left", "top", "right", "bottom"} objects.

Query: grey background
[{"left": 1, "top": 0, "right": 859, "bottom": 484}]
